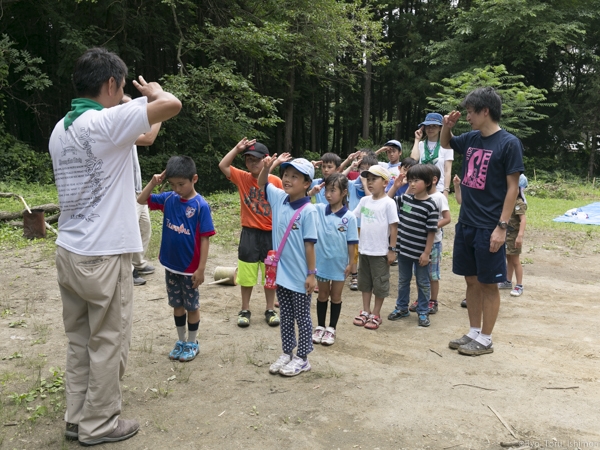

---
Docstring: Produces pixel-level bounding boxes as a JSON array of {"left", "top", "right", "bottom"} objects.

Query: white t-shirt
[
  {"left": 428, "top": 191, "right": 450, "bottom": 243},
  {"left": 49, "top": 97, "right": 151, "bottom": 256},
  {"left": 418, "top": 141, "right": 454, "bottom": 192},
  {"left": 353, "top": 195, "right": 398, "bottom": 256}
]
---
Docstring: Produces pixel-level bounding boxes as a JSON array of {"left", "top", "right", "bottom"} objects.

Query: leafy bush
[{"left": 0, "top": 130, "right": 54, "bottom": 184}]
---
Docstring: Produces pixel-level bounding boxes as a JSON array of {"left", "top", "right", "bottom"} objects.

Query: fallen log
[{"left": 0, "top": 204, "right": 60, "bottom": 221}]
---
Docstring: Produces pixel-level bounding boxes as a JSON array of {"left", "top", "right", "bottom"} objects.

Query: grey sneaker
[
  {"left": 132, "top": 269, "right": 146, "bottom": 286},
  {"left": 449, "top": 334, "right": 473, "bottom": 349},
  {"left": 458, "top": 339, "right": 494, "bottom": 356},
  {"left": 269, "top": 354, "right": 291, "bottom": 374},
  {"left": 498, "top": 281, "right": 512, "bottom": 290},
  {"left": 65, "top": 422, "right": 78, "bottom": 440},
  {"left": 79, "top": 419, "right": 139, "bottom": 446},
  {"left": 137, "top": 264, "right": 155, "bottom": 275}
]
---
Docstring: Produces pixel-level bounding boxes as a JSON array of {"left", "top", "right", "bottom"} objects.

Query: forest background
[{"left": 2, "top": 0, "right": 600, "bottom": 193}]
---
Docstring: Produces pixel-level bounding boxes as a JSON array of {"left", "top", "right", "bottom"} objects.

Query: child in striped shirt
[{"left": 386, "top": 165, "right": 439, "bottom": 327}]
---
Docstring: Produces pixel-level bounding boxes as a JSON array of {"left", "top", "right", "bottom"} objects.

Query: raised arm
[
  {"left": 441, "top": 111, "right": 461, "bottom": 148},
  {"left": 137, "top": 170, "right": 165, "bottom": 205},
  {"left": 410, "top": 127, "right": 423, "bottom": 161},
  {"left": 135, "top": 122, "right": 162, "bottom": 147},
  {"left": 133, "top": 75, "right": 182, "bottom": 125},
  {"left": 257, "top": 155, "right": 276, "bottom": 189},
  {"left": 219, "top": 137, "right": 256, "bottom": 179}
]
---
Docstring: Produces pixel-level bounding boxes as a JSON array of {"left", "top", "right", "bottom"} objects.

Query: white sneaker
[
  {"left": 312, "top": 326, "right": 325, "bottom": 344},
  {"left": 321, "top": 327, "right": 336, "bottom": 346},
  {"left": 269, "top": 354, "right": 291, "bottom": 374},
  {"left": 279, "top": 355, "right": 311, "bottom": 377}
]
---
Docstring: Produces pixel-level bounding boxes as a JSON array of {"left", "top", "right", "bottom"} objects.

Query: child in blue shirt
[
  {"left": 310, "top": 152, "right": 342, "bottom": 204},
  {"left": 138, "top": 156, "right": 215, "bottom": 362},
  {"left": 258, "top": 157, "right": 318, "bottom": 377},
  {"left": 312, "top": 173, "right": 359, "bottom": 346}
]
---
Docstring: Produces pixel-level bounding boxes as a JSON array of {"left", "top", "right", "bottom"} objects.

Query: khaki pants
[
  {"left": 56, "top": 246, "right": 133, "bottom": 441},
  {"left": 132, "top": 197, "right": 152, "bottom": 270}
]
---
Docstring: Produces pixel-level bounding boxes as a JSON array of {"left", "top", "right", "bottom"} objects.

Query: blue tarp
[{"left": 553, "top": 202, "right": 600, "bottom": 225}]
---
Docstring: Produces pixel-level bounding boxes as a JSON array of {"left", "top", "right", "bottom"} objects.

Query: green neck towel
[{"left": 64, "top": 98, "right": 104, "bottom": 130}]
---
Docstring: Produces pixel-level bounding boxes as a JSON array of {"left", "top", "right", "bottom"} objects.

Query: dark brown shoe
[
  {"left": 79, "top": 419, "right": 139, "bottom": 446},
  {"left": 65, "top": 422, "right": 78, "bottom": 440}
]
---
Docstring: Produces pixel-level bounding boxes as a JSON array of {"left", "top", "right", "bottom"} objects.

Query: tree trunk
[
  {"left": 362, "top": 59, "right": 372, "bottom": 140},
  {"left": 311, "top": 95, "right": 318, "bottom": 154},
  {"left": 588, "top": 132, "right": 597, "bottom": 180},
  {"left": 284, "top": 67, "right": 295, "bottom": 154}
]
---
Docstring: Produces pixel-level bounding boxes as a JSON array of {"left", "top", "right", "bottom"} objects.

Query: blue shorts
[
  {"left": 452, "top": 223, "right": 507, "bottom": 284},
  {"left": 165, "top": 270, "right": 200, "bottom": 311}
]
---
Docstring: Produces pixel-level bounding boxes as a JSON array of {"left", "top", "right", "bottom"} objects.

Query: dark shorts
[
  {"left": 165, "top": 270, "right": 200, "bottom": 311},
  {"left": 238, "top": 227, "right": 273, "bottom": 263},
  {"left": 452, "top": 223, "right": 507, "bottom": 284}
]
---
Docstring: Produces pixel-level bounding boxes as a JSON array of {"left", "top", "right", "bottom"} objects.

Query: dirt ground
[{"left": 1, "top": 224, "right": 600, "bottom": 450}]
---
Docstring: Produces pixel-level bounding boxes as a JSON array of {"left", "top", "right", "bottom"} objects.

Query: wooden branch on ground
[{"left": 0, "top": 204, "right": 60, "bottom": 221}]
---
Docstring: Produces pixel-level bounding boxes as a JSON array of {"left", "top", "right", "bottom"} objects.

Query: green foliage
[
  {"left": 427, "top": 65, "right": 554, "bottom": 139},
  {"left": 0, "top": 129, "right": 54, "bottom": 184},
  {"left": 160, "top": 61, "right": 282, "bottom": 192}
]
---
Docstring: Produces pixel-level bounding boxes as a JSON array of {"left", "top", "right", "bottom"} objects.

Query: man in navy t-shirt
[{"left": 441, "top": 87, "right": 524, "bottom": 357}]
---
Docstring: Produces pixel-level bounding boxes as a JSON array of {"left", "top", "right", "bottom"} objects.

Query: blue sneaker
[
  {"left": 169, "top": 340, "right": 185, "bottom": 360},
  {"left": 179, "top": 341, "right": 199, "bottom": 362},
  {"left": 418, "top": 314, "right": 431, "bottom": 327},
  {"left": 387, "top": 309, "right": 410, "bottom": 321}
]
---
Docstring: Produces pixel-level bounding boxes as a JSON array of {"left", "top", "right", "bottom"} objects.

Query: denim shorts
[
  {"left": 452, "top": 223, "right": 507, "bottom": 284},
  {"left": 429, "top": 241, "right": 442, "bottom": 281},
  {"left": 165, "top": 270, "right": 200, "bottom": 311}
]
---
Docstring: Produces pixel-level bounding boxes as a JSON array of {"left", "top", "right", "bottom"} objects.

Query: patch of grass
[
  {"left": 204, "top": 191, "right": 241, "bottom": 250},
  {"left": 0, "top": 181, "right": 58, "bottom": 251}
]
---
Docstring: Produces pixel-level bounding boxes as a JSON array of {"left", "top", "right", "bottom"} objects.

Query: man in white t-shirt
[
  {"left": 121, "top": 93, "right": 162, "bottom": 286},
  {"left": 49, "top": 47, "right": 181, "bottom": 446}
]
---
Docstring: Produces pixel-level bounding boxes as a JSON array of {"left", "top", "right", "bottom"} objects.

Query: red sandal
[
  {"left": 364, "top": 314, "right": 382, "bottom": 330},
  {"left": 353, "top": 310, "right": 370, "bottom": 327}
]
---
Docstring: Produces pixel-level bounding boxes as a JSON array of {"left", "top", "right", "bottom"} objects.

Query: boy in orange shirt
[{"left": 219, "top": 138, "right": 289, "bottom": 328}]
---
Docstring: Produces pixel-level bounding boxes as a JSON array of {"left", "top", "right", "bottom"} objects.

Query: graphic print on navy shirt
[{"left": 462, "top": 147, "right": 492, "bottom": 191}]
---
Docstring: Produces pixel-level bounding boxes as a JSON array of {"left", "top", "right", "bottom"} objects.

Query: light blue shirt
[
  {"left": 315, "top": 204, "right": 358, "bottom": 281},
  {"left": 348, "top": 177, "right": 365, "bottom": 227},
  {"left": 310, "top": 178, "right": 327, "bottom": 205},
  {"left": 266, "top": 183, "right": 318, "bottom": 293}
]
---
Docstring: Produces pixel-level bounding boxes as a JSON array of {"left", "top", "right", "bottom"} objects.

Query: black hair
[
  {"left": 72, "top": 48, "right": 128, "bottom": 98},
  {"left": 428, "top": 164, "right": 441, "bottom": 182},
  {"left": 324, "top": 173, "right": 349, "bottom": 206},
  {"left": 360, "top": 149, "right": 378, "bottom": 158},
  {"left": 406, "top": 164, "right": 433, "bottom": 190},
  {"left": 360, "top": 154, "right": 379, "bottom": 169},
  {"left": 165, "top": 155, "right": 197, "bottom": 181},
  {"left": 401, "top": 157, "right": 418, "bottom": 169},
  {"left": 321, "top": 152, "right": 342, "bottom": 167},
  {"left": 460, "top": 87, "right": 502, "bottom": 122}
]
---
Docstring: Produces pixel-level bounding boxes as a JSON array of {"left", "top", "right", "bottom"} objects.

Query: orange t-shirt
[{"left": 229, "top": 166, "right": 283, "bottom": 231}]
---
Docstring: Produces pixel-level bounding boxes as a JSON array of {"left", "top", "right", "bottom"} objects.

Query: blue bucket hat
[
  {"left": 280, "top": 158, "right": 315, "bottom": 181},
  {"left": 418, "top": 113, "right": 443, "bottom": 128}
]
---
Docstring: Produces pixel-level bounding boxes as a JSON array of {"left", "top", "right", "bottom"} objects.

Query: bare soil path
[{"left": 1, "top": 225, "right": 599, "bottom": 449}]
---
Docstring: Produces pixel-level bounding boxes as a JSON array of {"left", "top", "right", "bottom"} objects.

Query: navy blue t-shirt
[{"left": 450, "top": 129, "right": 524, "bottom": 229}]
